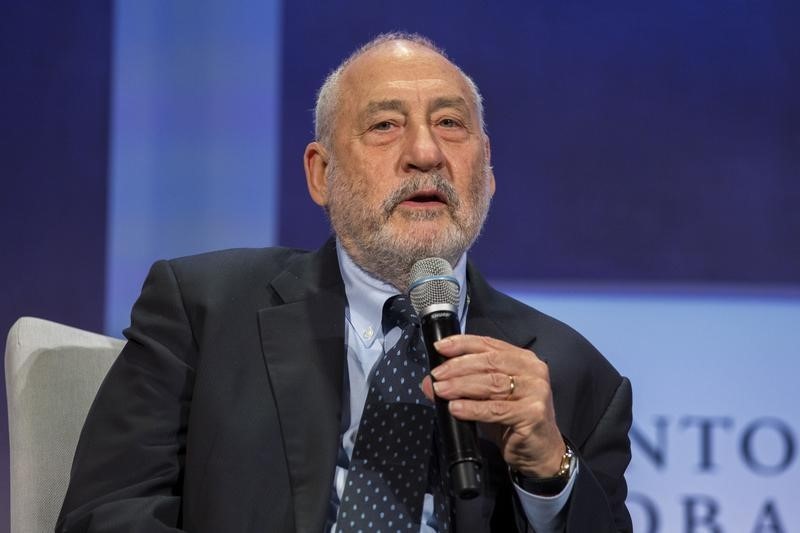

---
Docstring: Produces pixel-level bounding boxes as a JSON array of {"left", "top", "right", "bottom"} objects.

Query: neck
[{"left": 338, "top": 237, "right": 462, "bottom": 292}]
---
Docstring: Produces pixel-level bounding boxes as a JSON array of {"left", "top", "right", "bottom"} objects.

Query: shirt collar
[{"left": 336, "top": 240, "right": 468, "bottom": 349}]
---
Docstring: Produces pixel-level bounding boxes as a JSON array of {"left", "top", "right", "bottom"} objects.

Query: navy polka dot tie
[{"left": 336, "top": 295, "right": 450, "bottom": 532}]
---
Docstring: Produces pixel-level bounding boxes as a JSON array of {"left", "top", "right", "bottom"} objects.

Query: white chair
[{"left": 4, "top": 317, "right": 125, "bottom": 533}]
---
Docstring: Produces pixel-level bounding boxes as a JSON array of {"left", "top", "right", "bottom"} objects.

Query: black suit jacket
[{"left": 57, "top": 240, "right": 632, "bottom": 532}]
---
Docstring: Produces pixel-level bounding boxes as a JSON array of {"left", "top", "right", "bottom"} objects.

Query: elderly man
[{"left": 57, "top": 33, "right": 632, "bottom": 532}]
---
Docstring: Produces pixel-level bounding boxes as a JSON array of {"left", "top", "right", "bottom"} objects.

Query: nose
[{"left": 401, "top": 124, "right": 444, "bottom": 174}]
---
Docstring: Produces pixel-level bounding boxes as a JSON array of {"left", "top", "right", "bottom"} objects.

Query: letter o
[{"left": 740, "top": 417, "right": 795, "bottom": 476}]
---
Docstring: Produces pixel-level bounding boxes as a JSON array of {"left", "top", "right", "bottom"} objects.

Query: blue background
[{"left": 2, "top": 1, "right": 798, "bottom": 530}]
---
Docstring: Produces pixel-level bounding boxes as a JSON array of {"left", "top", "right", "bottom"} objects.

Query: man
[{"left": 57, "top": 33, "right": 632, "bottom": 532}]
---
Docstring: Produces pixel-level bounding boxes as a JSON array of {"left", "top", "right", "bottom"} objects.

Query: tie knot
[{"left": 382, "top": 294, "right": 419, "bottom": 334}]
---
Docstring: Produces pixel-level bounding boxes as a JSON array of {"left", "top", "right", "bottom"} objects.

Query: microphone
[{"left": 409, "top": 258, "right": 482, "bottom": 499}]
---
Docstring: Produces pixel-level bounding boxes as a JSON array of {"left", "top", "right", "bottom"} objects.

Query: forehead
[{"left": 339, "top": 41, "right": 474, "bottom": 113}]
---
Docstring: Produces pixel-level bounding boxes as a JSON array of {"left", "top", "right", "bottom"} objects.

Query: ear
[
  {"left": 484, "top": 135, "right": 496, "bottom": 196},
  {"left": 304, "top": 141, "right": 330, "bottom": 206}
]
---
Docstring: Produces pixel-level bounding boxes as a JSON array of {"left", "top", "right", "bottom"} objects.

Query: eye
[
  {"left": 437, "top": 117, "right": 463, "bottom": 128},
  {"left": 371, "top": 121, "right": 396, "bottom": 131}
]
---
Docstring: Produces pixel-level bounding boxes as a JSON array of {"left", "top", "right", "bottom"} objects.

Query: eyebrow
[
  {"left": 428, "top": 96, "right": 471, "bottom": 117},
  {"left": 358, "top": 96, "right": 472, "bottom": 124},
  {"left": 361, "top": 99, "right": 407, "bottom": 120}
]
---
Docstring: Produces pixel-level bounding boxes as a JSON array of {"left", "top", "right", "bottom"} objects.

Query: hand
[{"left": 421, "top": 334, "right": 566, "bottom": 478}]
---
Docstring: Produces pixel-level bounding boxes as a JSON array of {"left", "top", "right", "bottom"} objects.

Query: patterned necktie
[{"left": 336, "top": 295, "right": 450, "bottom": 532}]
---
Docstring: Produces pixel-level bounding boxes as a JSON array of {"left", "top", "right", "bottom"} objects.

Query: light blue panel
[
  {"left": 496, "top": 282, "right": 800, "bottom": 531},
  {"left": 106, "top": 1, "right": 282, "bottom": 335}
]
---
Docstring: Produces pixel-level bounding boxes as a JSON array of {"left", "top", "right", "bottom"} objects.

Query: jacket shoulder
[
  {"left": 169, "top": 246, "right": 310, "bottom": 286},
  {"left": 142, "top": 246, "right": 314, "bottom": 309},
  {"left": 491, "top": 286, "right": 618, "bottom": 375},
  {"left": 168, "top": 246, "right": 308, "bottom": 276},
  {"left": 471, "top": 278, "right": 626, "bottom": 441},
  {"left": 469, "top": 271, "right": 620, "bottom": 380}
]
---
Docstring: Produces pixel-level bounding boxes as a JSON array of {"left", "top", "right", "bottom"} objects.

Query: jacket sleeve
[
  {"left": 508, "top": 376, "right": 632, "bottom": 533},
  {"left": 565, "top": 376, "right": 633, "bottom": 533},
  {"left": 56, "top": 260, "right": 197, "bottom": 532}
]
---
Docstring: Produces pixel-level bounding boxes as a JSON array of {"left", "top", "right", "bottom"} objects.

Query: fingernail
[
  {"left": 434, "top": 338, "right": 452, "bottom": 349},
  {"left": 430, "top": 367, "right": 443, "bottom": 379},
  {"left": 432, "top": 381, "right": 448, "bottom": 395},
  {"left": 449, "top": 400, "right": 462, "bottom": 413}
]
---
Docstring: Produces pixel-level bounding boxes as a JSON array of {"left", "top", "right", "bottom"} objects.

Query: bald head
[{"left": 314, "top": 33, "right": 485, "bottom": 151}]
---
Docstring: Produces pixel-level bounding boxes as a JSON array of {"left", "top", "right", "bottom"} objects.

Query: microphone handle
[{"left": 420, "top": 310, "right": 483, "bottom": 500}]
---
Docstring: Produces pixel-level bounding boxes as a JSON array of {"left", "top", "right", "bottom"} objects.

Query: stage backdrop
[{"left": 3, "top": 1, "right": 799, "bottom": 531}]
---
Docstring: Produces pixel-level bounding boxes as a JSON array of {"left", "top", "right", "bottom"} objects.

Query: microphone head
[{"left": 409, "top": 257, "right": 460, "bottom": 314}]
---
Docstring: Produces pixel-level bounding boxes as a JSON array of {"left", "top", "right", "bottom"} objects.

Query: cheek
[
  {"left": 353, "top": 141, "right": 404, "bottom": 176},
  {"left": 353, "top": 163, "right": 398, "bottom": 201},
  {"left": 340, "top": 151, "right": 383, "bottom": 184},
  {"left": 445, "top": 144, "right": 485, "bottom": 180},
  {"left": 453, "top": 167, "right": 487, "bottom": 202}
]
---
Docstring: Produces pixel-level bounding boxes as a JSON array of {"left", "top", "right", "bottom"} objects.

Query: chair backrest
[{"left": 5, "top": 316, "right": 125, "bottom": 533}]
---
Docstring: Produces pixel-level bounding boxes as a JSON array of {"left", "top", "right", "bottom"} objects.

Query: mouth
[{"left": 398, "top": 188, "right": 448, "bottom": 208}]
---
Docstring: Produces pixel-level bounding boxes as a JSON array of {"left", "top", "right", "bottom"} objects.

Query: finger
[
  {"left": 431, "top": 347, "right": 544, "bottom": 381},
  {"left": 448, "top": 398, "right": 526, "bottom": 426},
  {"left": 448, "top": 397, "right": 556, "bottom": 431},
  {"left": 421, "top": 375, "right": 435, "bottom": 400},
  {"left": 434, "top": 334, "right": 515, "bottom": 357},
  {"left": 432, "top": 372, "right": 517, "bottom": 401}
]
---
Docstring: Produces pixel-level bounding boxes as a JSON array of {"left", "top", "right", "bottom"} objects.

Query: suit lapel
[
  {"left": 257, "top": 240, "right": 346, "bottom": 533},
  {"left": 465, "top": 263, "right": 537, "bottom": 351}
]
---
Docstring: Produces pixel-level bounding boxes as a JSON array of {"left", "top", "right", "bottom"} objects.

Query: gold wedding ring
[{"left": 506, "top": 375, "right": 516, "bottom": 400}]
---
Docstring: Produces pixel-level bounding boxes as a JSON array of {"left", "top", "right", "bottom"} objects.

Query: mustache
[{"left": 381, "top": 173, "right": 460, "bottom": 215}]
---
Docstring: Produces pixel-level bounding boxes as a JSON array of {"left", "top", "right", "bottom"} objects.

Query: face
[{"left": 305, "top": 41, "right": 495, "bottom": 288}]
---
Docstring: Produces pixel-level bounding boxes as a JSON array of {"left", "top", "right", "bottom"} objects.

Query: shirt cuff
[{"left": 512, "top": 461, "right": 579, "bottom": 533}]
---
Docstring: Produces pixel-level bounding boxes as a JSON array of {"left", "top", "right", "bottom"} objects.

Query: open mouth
[{"left": 400, "top": 189, "right": 448, "bottom": 206}]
